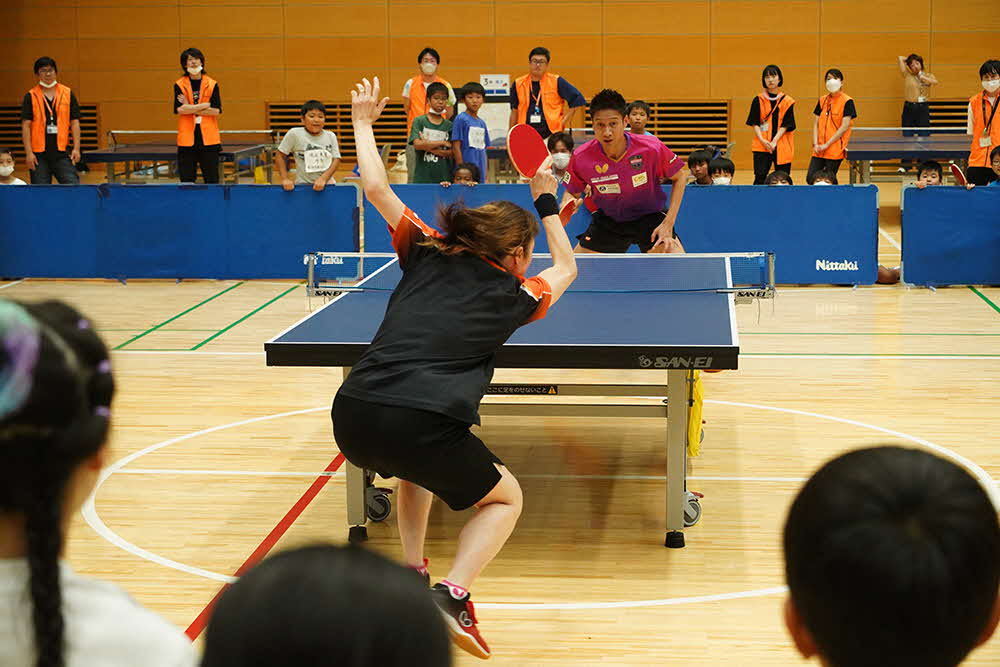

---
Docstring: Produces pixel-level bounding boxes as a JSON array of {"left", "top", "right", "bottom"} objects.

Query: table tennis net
[{"left": 306, "top": 252, "right": 775, "bottom": 297}]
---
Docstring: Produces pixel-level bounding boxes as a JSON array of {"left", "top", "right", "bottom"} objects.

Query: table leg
[
  {"left": 665, "top": 369, "right": 688, "bottom": 548},
  {"left": 862, "top": 159, "right": 872, "bottom": 184},
  {"left": 341, "top": 366, "right": 369, "bottom": 542}
]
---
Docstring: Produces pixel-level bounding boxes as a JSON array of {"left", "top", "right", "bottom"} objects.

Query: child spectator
[
  {"left": 546, "top": 130, "right": 574, "bottom": 180},
  {"left": 914, "top": 160, "right": 942, "bottom": 188},
  {"left": 0, "top": 299, "right": 197, "bottom": 667},
  {"left": 687, "top": 149, "right": 714, "bottom": 185},
  {"left": 275, "top": 100, "right": 342, "bottom": 192},
  {"left": 709, "top": 157, "right": 735, "bottom": 185},
  {"left": 966, "top": 60, "right": 1000, "bottom": 186},
  {"left": 626, "top": 100, "right": 655, "bottom": 136},
  {"left": 0, "top": 148, "right": 27, "bottom": 185},
  {"left": 201, "top": 544, "right": 451, "bottom": 667},
  {"left": 440, "top": 162, "right": 480, "bottom": 187},
  {"left": 808, "top": 68, "right": 857, "bottom": 184},
  {"left": 408, "top": 82, "right": 453, "bottom": 184},
  {"left": 765, "top": 170, "right": 793, "bottom": 185},
  {"left": 967, "top": 146, "right": 1000, "bottom": 189},
  {"left": 451, "top": 82, "right": 490, "bottom": 185},
  {"left": 812, "top": 169, "right": 835, "bottom": 185},
  {"left": 783, "top": 446, "right": 1000, "bottom": 667},
  {"left": 748, "top": 64, "right": 796, "bottom": 185}
]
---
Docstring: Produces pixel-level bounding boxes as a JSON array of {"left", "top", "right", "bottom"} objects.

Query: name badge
[
  {"left": 632, "top": 172, "right": 648, "bottom": 187},
  {"left": 303, "top": 148, "right": 331, "bottom": 173},
  {"left": 46, "top": 123, "right": 58, "bottom": 135},
  {"left": 529, "top": 114, "right": 542, "bottom": 124},
  {"left": 760, "top": 122, "right": 770, "bottom": 132},
  {"left": 596, "top": 183, "right": 621, "bottom": 194},
  {"left": 981, "top": 136, "right": 993, "bottom": 148},
  {"left": 917, "top": 96, "right": 927, "bottom": 103}
]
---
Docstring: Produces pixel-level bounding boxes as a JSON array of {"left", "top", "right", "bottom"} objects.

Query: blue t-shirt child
[{"left": 451, "top": 112, "right": 490, "bottom": 183}]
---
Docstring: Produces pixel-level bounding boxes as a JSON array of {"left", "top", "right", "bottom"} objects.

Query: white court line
[
  {"left": 0, "top": 279, "right": 25, "bottom": 290},
  {"left": 879, "top": 227, "right": 902, "bottom": 251}
]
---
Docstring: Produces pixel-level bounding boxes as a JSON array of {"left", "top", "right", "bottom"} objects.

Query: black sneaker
[{"left": 431, "top": 583, "right": 491, "bottom": 659}]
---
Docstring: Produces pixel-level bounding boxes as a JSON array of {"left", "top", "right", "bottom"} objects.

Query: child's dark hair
[
  {"left": 811, "top": 168, "right": 836, "bottom": 184},
  {"left": 784, "top": 446, "right": 1000, "bottom": 667},
  {"left": 529, "top": 46, "right": 550, "bottom": 63},
  {"left": 990, "top": 145, "right": 1000, "bottom": 164},
  {"left": 33, "top": 57, "right": 57, "bottom": 75},
  {"left": 0, "top": 146, "right": 13, "bottom": 159},
  {"left": 589, "top": 89, "right": 627, "bottom": 118},
  {"left": 417, "top": 47, "right": 441, "bottom": 65},
  {"left": 765, "top": 171, "right": 792, "bottom": 185},
  {"left": 546, "top": 131, "right": 574, "bottom": 152},
  {"left": 916, "top": 160, "right": 942, "bottom": 179},
  {"left": 626, "top": 100, "right": 652, "bottom": 117},
  {"left": 824, "top": 67, "right": 844, "bottom": 81},
  {"left": 202, "top": 544, "right": 452, "bottom": 667},
  {"left": 460, "top": 82, "right": 485, "bottom": 101},
  {"left": 905, "top": 53, "right": 924, "bottom": 69},
  {"left": 979, "top": 60, "right": 1000, "bottom": 79},
  {"left": 453, "top": 162, "right": 481, "bottom": 182},
  {"left": 0, "top": 299, "right": 115, "bottom": 667},
  {"left": 761, "top": 64, "right": 783, "bottom": 87},
  {"left": 425, "top": 201, "right": 538, "bottom": 262},
  {"left": 300, "top": 100, "right": 326, "bottom": 116},
  {"left": 709, "top": 157, "right": 735, "bottom": 176},
  {"left": 180, "top": 47, "right": 206, "bottom": 72},
  {"left": 687, "top": 149, "right": 713, "bottom": 168},
  {"left": 426, "top": 82, "right": 448, "bottom": 99}
]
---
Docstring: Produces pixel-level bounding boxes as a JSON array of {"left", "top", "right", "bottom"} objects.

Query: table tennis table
[
  {"left": 847, "top": 130, "right": 970, "bottom": 183},
  {"left": 266, "top": 252, "right": 773, "bottom": 548},
  {"left": 83, "top": 142, "right": 273, "bottom": 184}
]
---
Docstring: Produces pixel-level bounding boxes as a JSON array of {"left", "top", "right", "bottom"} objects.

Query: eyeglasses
[
  {"left": 529, "top": 58, "right": 548, "bottom": 65},
  {"left": 37, "top": 68, "right": 56, "bottom": 75}
]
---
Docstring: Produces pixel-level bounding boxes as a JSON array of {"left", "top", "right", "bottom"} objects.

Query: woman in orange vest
[
  {"left": 508, "top": 47, "right": 586, "bottom": 140},
  {"left": 174, "top": 47, "right": 222, "bottom": 184},
  {"left": 402, "top": 47, "right": 455, "bottom": 184},
  {"left": 966, "top": 59, "right": 1000, "bottom": 186},
  {"left": 20, "top": 56, "right": 81, "bottom": 184},
  {"left": 807, "top": 68, "right": 858, "bottom": 184},
  {"left": 747, "top": 64, "right": 796, "bottom": 185}
]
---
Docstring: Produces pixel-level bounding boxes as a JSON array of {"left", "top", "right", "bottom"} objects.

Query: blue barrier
[
  {"left": 902, "top": 187, "right": 1000, "bottom": 286},
  {"left": 364, "top": 184, "right": 879, "bottom": 284},
  {"left": 0, "top": 184, "right": 360, "bottom": 279}
]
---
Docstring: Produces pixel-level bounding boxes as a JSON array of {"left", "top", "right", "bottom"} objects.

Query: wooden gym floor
[{"left": 2, "top": 188, "right": 998, "bottom": 666}]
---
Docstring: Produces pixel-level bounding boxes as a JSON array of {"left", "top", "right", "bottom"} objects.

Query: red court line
[{"left": 185, "top": 452, "right": 347, "bottom": 640}]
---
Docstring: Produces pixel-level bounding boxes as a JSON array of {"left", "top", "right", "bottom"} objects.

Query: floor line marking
[
  {"left": 190, "top": 283, "right": 302, "bottom": 350},
  {"left": 113, "top": 281, "right": 244, "bottom": 350},
  {"left": 969, "top": 286, "right": 1000, "bottom": 315},
  {"left": 878, "top": 227, "right": 902, "bottom": 251},
  {"left": 0, "top": 279, "right": 26, "bottom": 290}
]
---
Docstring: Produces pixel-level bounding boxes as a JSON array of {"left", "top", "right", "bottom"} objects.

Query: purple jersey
[{"left": 566, "top": 132, "right": 683, "bottom": 222}]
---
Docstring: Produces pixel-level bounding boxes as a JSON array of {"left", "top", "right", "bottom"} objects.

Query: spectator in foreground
[
  {"left": 812, "top": 169, "right": 836, "bottom": 185},
  {"left": 687, "top": 148, "right": 714, "bottom": 186},
  {"left": 914, "top": 160, "right": 942, "bottom": 188},
  {"left": 709, "top": 157, "right": 735, "bottom": 185},
  {"left": 765, "top": 170, "right": 793, "bottom": 185},
  {"left": 0, "top": 148, "right": 27, "bottom": 185},
  {"left": 20, "top": 57, "right": 81, "bottom": 184},
  {"left": 784, "top": 445, "right": 1000, "bottom": 667},
  {"left": 440, "top": 162, "right": 480, "bottom": 187}
]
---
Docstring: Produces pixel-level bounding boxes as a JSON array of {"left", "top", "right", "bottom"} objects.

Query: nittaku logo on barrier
[
  {"left": 816, "top": 259, "right": 859, "bottom": 271},
  {"left": 638, "top": 355, "right": 713, "bottom": 369}
]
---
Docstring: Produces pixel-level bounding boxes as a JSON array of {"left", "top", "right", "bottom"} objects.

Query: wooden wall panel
[
  {"left": 711, "top": 1, "right": 819, "bottom": 34},
  {"left": 283, "top": 3, "right": 387, "bottom": 35},
  {"left": 603, "top": 1, "right": 709, "bottom": 34},
  {"left": 820, "top": 0, "right": 930, "bottom": 33},
  {"left": 77, "top": 7, "right": 179, "bottom": 39},
  {"left": 389, "top": 2, "right": 495, "bottom": 35},
  {"left": 495, "top": 2, "right": 602, "bottom": 34}
]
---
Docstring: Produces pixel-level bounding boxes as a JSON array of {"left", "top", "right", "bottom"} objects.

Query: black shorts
[
  {"left": 332, "top": 392, "right": 503, "bottom": 511},
  {"left": 577, "top": 209, "right": 678, "bottom": 253}
]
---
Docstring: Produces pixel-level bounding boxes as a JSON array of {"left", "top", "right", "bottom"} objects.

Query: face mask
[
  {"left": 551, "top": 152, "right": 571, "bottom": 170},
  {"left": 983, "top": 79, "right": 1000, "bottom": 93},
  {"left": 421, "top": 62, "right": 437, "bottom": 75},
  {"left": 712, "top": 176, "right": 731, "bottom": 185},
  {"left": 427, "top": 107, "right": 442, "bottom": 116},
  {"left": 825, "top": 78, "right": 842, "bottom": 93},
  {"left": 0, "top": 165, "right": 13, "bottom": 177},
  {"left": 815, "top": 181, "right": 832, "bottom": 186},
  {"left": 39, "top": 80, "right": 57, "bottom": 88},
  {"left": 187, "top": 66, "right": 203, "bottom": 76}
]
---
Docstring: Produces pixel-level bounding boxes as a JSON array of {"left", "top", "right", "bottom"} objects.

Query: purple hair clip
[
  {"left": 77, "top": 319, "right": 90, "bottom": 330},
  {"left": 97, "top": 360, "right": 111, "bottom": 374},
  {"left": 95, "top": 405, "right": 111, "bottom": 418}
]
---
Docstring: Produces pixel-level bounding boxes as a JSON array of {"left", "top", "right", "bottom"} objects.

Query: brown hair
[{"left": 421, "top": 201, "right": 538, "bottom": 261}]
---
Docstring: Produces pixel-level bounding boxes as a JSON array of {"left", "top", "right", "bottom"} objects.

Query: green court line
[
  {"left": 969, "top": 287, "right": 1000, "bottom": 315},
  {"left": 744, "top": 352, "right": 1000, "bottom": 358},
  {"left": 113, "top": 282, "right": 245, "bottom": 350},
  {"left": 105, "top": 328, "right": 220, "bottom": 332},
  {"left": 190, "top": 284, "right": 301, "bottom": 350},
  {"left": 742, "top": 332, "right": 1000, "bottom": 337}
]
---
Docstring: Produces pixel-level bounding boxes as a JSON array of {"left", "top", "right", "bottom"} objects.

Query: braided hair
[{"left": 0, "top": 299, "right": 115, "bottom": 667}]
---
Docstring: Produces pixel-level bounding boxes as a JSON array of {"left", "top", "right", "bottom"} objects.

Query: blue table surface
[
  {"left": 84, "top": 143, "right": 269, "bottom": 161},
  {"left": 272, "top": 256, "right": 737, "bottom": 349}
]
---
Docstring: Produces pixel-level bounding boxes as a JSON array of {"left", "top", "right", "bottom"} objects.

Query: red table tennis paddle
[
  {"left": 558, "top": 198, "right": 579, "bottom": 226},
  {"left": 507, "top": 124, "right": 549, "bottom": 178},
  {"left": 950, "top": 162, "right": 967, "bottom": 187}
]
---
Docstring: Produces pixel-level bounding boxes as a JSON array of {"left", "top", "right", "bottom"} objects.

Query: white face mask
[
  {"left": 427, "top": 107, "right": 443, "bottom": 116},
  {"left": 0, "top": 165, "right": 13, "bottom": 177},
  {"left": 551, "top": 152, "right": 571, "bottom": 170},
  {"left": 187, "top": 66, "right": 203, "bottom": 76},
  {"left": 815, "top": 181, "right": 832, "bottom": 186},
  {"left": 712, "top": 176, "right": 732, "bottom": 185},
  {"left": 983, "top": 79, "right": 1000, "bottom": 93},
  {"left": 39, "top": 79, "right": 57, "bottom": 88},
  {"left": 825, "top": 78, "right": 842, "bottom": 93},
  {"left": 421, "top": 62, "right": 437, "bottom": 75}
]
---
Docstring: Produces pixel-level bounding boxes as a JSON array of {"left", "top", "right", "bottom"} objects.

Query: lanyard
[
  {"left": 983, "top": 96, "right": 998, "bottom": 135},
  {"left": 530, "top": 82, "right": 542, "bottom": 111},
  {"left": 763, "top": 94, "right": 784, "bottom": 135},
  {"left": 42, "top": 90, "right": 59, "bottom": 122}
]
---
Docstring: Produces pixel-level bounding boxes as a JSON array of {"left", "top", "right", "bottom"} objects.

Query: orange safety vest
[
  {"left": 968, "top": 91, "right": 1000, "bottom": 168},
  {"left": 750, "top": 92, "right": 795, "bottom": 165},
  {"left": 814, "top": 92, "right": 854, "bottom": 160},
  {"left": 176, "top": 75, "right": 220, "bottom": 147},
  {"left": 28, "top": 83, "right": 72, "bottom": 153},
  {"left": 405, "top": 74, "right": 452, "bottom": 131},
  {"left": 515, "top": 72, "right": 564, "bottom": 131}
]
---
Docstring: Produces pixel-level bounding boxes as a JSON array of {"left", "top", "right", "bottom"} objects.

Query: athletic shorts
[
  {"left": 332, "top": 392, "right": 503, "bottom": 511},
  {"left": 577, "top": 209, "right": 679, "bottom": 253}
]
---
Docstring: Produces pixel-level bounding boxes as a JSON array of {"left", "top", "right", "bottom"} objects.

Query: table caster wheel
[
  {"left": 365, "top": 487, "right": 392, "bottom": 522},
  {"left": 665, "top": 531, "right": 685, "bottom": 548},
  {"left": 684, "top": 493, "right": 703, "bottom": 527},
  {"left": 348, "top": 525, "right": 368, "bottom": 543}
]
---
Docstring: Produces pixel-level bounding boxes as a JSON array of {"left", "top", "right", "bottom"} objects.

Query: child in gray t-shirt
[{"left": 276, "top": 100, "right": 342, "bottom": 191}]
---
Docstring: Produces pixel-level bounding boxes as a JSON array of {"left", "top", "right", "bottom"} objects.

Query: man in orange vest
[
  {"left": 807, "top": 68, "right": 858, "bottom": 184},
  {"left": 402, "top": 47, "right": 455, "bottom": 184},
  {"left": 175, "top": 47, "right": 223, "bottom": 184},
  {"left": 966, "top": 59, "right": 1000, "bottom": 186},
  {"left": 20, "top": 57, "right": 81, "bottom": 184},
  {"left": 508, "top": 47, "right": 586, "bottom": 140}
]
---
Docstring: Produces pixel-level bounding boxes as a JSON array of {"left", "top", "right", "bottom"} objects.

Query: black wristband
[{"left": 534, "top": 193, "right": 559, "bottom": 219}]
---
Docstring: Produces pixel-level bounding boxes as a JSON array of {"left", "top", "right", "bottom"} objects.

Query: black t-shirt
[
  {"left": 20, "top": 90, "right": 82, "bottom": 155},
  {"left": 813, "top": 98, "right": 857, "bottom": 118},
  {"left": 745, "top": 96, "right": 797, "bottom": 139},
  {"left": 173, "top": 78, "right": 222, "bottom": 148},
  {"left": 339, "top": 209, "right": 551, "bottom": 425}
]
